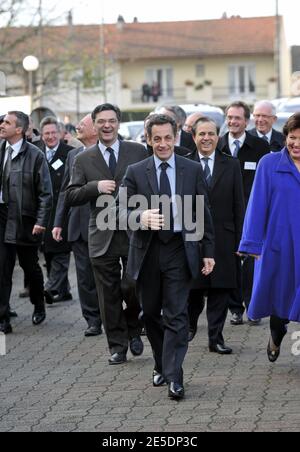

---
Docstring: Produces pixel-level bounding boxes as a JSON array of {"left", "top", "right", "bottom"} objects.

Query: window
[
  {"left": 229, "top": 64, "right": 256, "bottom": 97},
  {"left": 196, "top": 64, "right": 205, "bottom": 78},
  {"left": 146, "top": 67, "right": 174, "bottom": 98},
  {"left": 0, "top": 71, "right": 6, "bottom": 96}
]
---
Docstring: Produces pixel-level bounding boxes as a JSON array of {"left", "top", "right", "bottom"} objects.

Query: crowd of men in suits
[{"left": 0, "top": 99, "right": 285, "bottom": 400}]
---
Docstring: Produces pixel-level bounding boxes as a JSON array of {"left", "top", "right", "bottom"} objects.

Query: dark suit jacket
[
  {"left": 218, "top": 132, "right": 269, "bottom": 205},
  {"left": 121, "top": 154, "right": 215, "bottom": 281},
  {"left": 180, "top": 129, "right": 197, "bottom": 153},
  {"left": 54, "top": 147, "right": 90, "bottom": 243},
  {"left": 249, "top": 128, "right": 285, "bottom": 153},
  {"left": 187, "top": 150, "right": 245, "bottom": 288},
  {"left": 65, "top": 140, "right": 148, "bottom": 258},
  {"left": 38, "top": 140, "right": 74, "bottom": 253}
]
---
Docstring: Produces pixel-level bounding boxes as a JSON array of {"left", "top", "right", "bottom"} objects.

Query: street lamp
[{"left": 23, "top": 55, "right": 39, "bottom": 113}]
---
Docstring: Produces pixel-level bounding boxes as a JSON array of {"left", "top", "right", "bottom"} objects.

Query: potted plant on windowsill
[{"left": 184, "top": 80, "right": 194, "bottom": 86}]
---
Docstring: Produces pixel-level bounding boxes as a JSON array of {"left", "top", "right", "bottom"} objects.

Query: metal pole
[
  {"left": 275, "top": 0, "right": 281, "bottom": 98},
  {"left": 29, "top": 70, "right": 33, "bottom": 114},
  {"left": 100, "top": 18, "right": 107, "bottom": 102},
  {"left": 76, "top": 80, "right": 80, "bottom": 122}
]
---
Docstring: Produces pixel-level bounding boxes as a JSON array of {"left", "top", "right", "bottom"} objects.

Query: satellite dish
[{"left": 291, "top": 72, "right": 300, "bottom": 96}]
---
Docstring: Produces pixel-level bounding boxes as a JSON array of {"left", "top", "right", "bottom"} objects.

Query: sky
[{"left": 51, "top": 0, "right": 299, "bottom": 45}]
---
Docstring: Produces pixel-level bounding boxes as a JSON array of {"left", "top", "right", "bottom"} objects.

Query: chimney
[
  {"left": 117, "top": 15, "right": 125, "bottom": 30},
  {"left": 67, "top": 10, "right": 73, "bottom": 26},
  {"left": 133, "top": 17, "right": 138, "bottom": 23}
]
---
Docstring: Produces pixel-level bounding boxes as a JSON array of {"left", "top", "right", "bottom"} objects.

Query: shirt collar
[
  {"left": 154, "top": 152, "right": 176, "bottom": 171},
  {"left": 257, "top": 130, "right": 272, "bottom": 142},
  {"left": 198, "top": 151, "right": 216, "bottom": 162},
  {"left": 98, "top": 140, "right": 120, "bottom": 155},
  {"left": 6, "top": 139, "right": 23, "bottom": 154},
  {"left": 229, "top": 132, "right": 246, "bottom": 148},
  {"left": 46, "top": 144, "right": 59, "bottom": 154}
]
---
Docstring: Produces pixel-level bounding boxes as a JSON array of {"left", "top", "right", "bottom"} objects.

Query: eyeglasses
[{"left": 253, "top": 114, "right": 275, "bottom": 120}]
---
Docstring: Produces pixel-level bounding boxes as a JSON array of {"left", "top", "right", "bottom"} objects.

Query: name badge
[
  {"left": 52, "top": 159, "right": 64, "bottom": 171},
  {"left": 244, "top": 162, "right": 257, "bottom": 171}
]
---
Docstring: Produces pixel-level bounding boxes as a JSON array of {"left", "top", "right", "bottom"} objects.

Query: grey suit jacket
[
  {"left": 54, "top": 147, "right": 90, "bottom": 242},
  {"left": 65, "top": 140, "right": 148, "bottom": 258}
]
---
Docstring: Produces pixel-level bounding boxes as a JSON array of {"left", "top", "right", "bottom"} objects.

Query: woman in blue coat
[{"left": 239, "top": 113, "right": 300, "bottom": 362}]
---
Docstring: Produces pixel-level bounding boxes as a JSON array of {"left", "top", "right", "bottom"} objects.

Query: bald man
[
  {"left": 249, "top": 100, "right": 285, "bottom": 152},
  {"left": 53, "top": 115, "right": 102, "bottom": 337},
  {"left": 183, "top": 112, "right": 204, "bottom": 134}
]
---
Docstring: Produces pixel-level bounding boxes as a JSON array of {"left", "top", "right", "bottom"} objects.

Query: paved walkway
[{"left": 0, "top": 260, "right": 300, "bottom": 432}]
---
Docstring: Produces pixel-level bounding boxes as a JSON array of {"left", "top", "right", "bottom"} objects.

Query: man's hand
[
  {"left": 52, "top": 227, "right": 63, "bottom": 242},
  {"left": 32, "top": 225, "right": 46, "bottom": 236},
  {"left": 202, "top": 258, "right": 215, "bottom": 276},
  {"left": 98, "top": 180, "right": 116, "bottom": 194},
  {"left": 141, "top": 209, "right": 164, "bottom": 230}
]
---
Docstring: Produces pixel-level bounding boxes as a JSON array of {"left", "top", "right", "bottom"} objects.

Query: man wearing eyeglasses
[
  {"left": 249, "top": 100, "right": 285, "bottom": 153},
  {"left": 66, "top": 104, "right": 148, "bottom": 366}
]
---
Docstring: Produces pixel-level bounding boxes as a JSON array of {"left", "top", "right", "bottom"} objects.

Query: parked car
[
  {"left": 119, "top": 121, "right": 144, "bottom": 141},
  {"left": 277, "top": 97, "right": 300, "bottom": 114},
  {"left": 180, "top": 104, "right": 225, "bottom": 129},
  {"left": 219, "top": 112, "right": 291, "bottom": 136}
]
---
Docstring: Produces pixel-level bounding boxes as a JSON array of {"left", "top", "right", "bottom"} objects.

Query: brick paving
[{"left": 0, "top": 259, "right": 299, "bottom": 432}]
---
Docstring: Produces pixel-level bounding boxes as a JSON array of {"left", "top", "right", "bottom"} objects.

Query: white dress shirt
[
  {"left": 98, "top": 140, "right": 120, "bottom": 166},
  {"left": 229, "top": 133, "right": 246, "bottom": 157},
  {"left": 198, "top": 151, "right": 216, "bottom": 175}
]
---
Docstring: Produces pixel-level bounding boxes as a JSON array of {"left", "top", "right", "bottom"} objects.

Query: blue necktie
[
  {"left": 233, "top": 140, "right": 240, "bottom": 158},
  {"left": 47, "top": 148, "right": 55, "bottom": 162},
  {"left": 107, "top": 147, "right": 117, "bottom": 177},
  {"left": 158, "top": 162, "right": 174, "bottom": 243},
  {"left": 261, "top": 135, "right": 269, "bottom": 144},
  {"left": 202, "top": 157, "right": 212, "bottom": 187}
]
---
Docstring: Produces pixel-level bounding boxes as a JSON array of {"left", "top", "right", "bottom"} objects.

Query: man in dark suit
[
  {"left": 38, "top": 117, "right": 74, "bottom": 304},
  {"left": 53, "top": 114, "right": 102, "bottom": 337},
  {"left": 187, "top": 117, "right": 245, "bottom": 353},
  {"left": 218, "top": 101, "right": 269, "bottom": 326},
  {"left": 0, "top": 111, "right": 52, "bottom": 334},
  {"left": 249, "top": 100, "right": 285, "bottom": 153},
  {"left": 66, "top": 104, "right": 147, "bottom": 365},
  {"left": 121, "top": 114, "right": 215, "bottom": 399}
]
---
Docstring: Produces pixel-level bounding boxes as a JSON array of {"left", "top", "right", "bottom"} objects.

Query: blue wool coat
[{"left": 239, "top": 149, "right": 300, "bottom": 322}]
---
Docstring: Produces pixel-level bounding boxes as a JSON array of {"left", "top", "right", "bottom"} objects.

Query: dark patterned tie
[
  {"left": 233, "top": 140, "right": 240, "bottom": 158},
  {"left": 202, "top": 157, "right": 212, "bottom": 188},
  {"left": 158, "top": 162, "right": 174, "bottom": 244},
  {"left": 2, "top": 146, "right": 13, "bottom": 203},
  {"left": 106, "top": 147, "right": 117, "bottom": 177},
  {"left": 262, "top": 135, "right": 269, "bottom": 144}
]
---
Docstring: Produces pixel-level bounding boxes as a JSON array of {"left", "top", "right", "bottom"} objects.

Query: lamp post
[
  {"left": 22, "top": 55, "right": 39, "bottom": 114},
  {"left": 275, "top": 0, "right": 281, "bottom": 98}
]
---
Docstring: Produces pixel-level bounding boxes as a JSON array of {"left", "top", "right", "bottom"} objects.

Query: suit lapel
[
  {"left": 90, "top": 144, "right": 112, "bottom": 179},
  {"left": 210, "top": 151, "right": 228, "bottom": 190},
  {"left": 146, "top": 157, "right": 159, "bottom": 194},
  {"left": 115, "top": 142, "right": 130, "bottom": 181},
  {"left": 175, "top": 155, "right": 185, "bottom": 196}
]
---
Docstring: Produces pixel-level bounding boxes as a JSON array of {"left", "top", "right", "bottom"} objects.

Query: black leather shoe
[
  {"left": 9, "top": 309, "right": 18, "bottom": 318},
  {"left": 209, "top": 344, "right": 233, "bottom": 355},
  {"left": 267, "top": 337, "right": 281, "bottom": 363},
  {"left": 129, "top": 336, "right": 144, "bottom": 356},
  {"left": 52, "top": 293, "right": 73, "bottom": 303},
  {"left": 230, "top": 313, "right": 244, "bottom": 326},
  {"left": 108, "top": 353, "right": 127, "bottom": 365},
  {"left": 44, "top": 290, "right": 54, "bottom": 305},
  {"left": 153, "top": 370, "right": 166, "bottom": 387},
  {"left": 84, "top": 325, "right": 103, "bottom": 337},
  {"left": 0, "top": 321, "right": 12, "bottom": 334},
  {"left": 188, "top": 329, "right": 197, "bottom": 342},
  {"left": 32, "top": 308, "right": 46, "bottom": 326},
  {"left": 168, "top": 382, "right": 185, "bottom": 400}
]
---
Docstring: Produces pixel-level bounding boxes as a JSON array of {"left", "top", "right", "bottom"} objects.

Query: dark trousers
[
  {"left": 72, "top": 238, "right": 101, "bottom": 328},
  {"left": 0, "top": 205, "right": 44, "bottom": 322},
  {"left": 229, "top": 256, "right": 254, "bottom": 315},
  {"left": 270, "top": 316, "right": 290, "bottom": 347},
  {"left": 44, "top": 251, "right": 71, "bottom": 296},
  {"left": 136, "top": 234, "right": 192, "bottom": 385},
  {"left": 188, "top": 289, "right": 230, "bottom": 346},
  {"left": 91, "top": 231, "right": 142, "bottom": 355}
]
